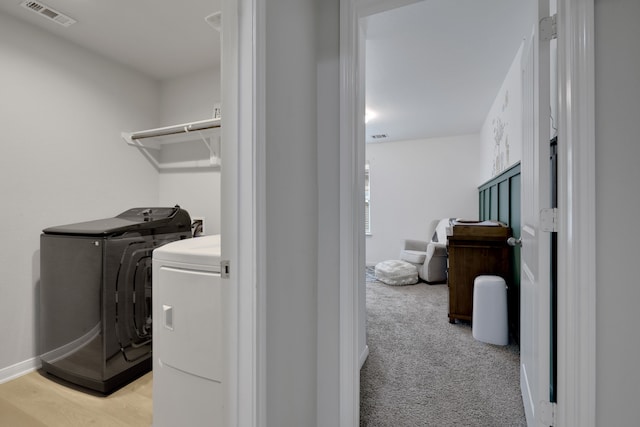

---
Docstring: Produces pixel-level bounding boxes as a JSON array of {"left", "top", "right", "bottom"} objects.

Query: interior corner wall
[
  {"left": 0, "top": 12, "right": 160, "bottom": 377},
  {"left": 158, "top": 67, "right": 221, "bottom": 235},
  {"left": 264, "top": 0, "right": 320, "bottom": 425},
  {"left": 365, "top": 134, "right": 481, "bottom": 265},
  {"left": 594, "top": 0, "right": 640, "bottom": 424},
  {"left": 479, "top": 43, "right": 524, "bottom": 183},
  {"left": 315, "top": 0, "right": 341, "bottom": 425}
]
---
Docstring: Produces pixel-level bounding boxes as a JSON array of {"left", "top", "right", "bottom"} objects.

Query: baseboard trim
[
  {"left": 359, "top": 345, "right": 369, "bottom": 369},
  {"left": 0, "top": 357, "right": 40, "bottom": 384}
]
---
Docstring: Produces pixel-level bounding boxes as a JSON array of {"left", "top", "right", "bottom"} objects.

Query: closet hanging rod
[{"left": 127, "top": 118, "right": 221, "bottom": 141}]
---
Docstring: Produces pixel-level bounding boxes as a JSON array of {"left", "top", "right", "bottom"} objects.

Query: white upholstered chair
[{"left": 400, "top": 218, "right": 451, "bottom": 283}]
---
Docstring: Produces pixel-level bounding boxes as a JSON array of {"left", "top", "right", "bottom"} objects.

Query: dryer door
[{"left": 155, "top": 266, "right": 222, "bottom": 381}]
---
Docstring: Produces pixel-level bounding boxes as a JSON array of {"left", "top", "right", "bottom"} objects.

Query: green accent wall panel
[
  {"left": 478, "top": 162, "right": 521, "bottom": 344},
  {"left": 490, "top": 186, "right": 498, "bottom": 220}
]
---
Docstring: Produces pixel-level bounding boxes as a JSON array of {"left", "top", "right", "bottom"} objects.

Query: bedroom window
[{"left": 365, "top": 162, "right": 371, "bottom": 235}]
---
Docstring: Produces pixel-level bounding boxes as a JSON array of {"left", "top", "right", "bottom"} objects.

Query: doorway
[
  {"left": 338, "top": 0, "right": 596, "bottom": 425},
  {"left": 360, "top": 0, "right": 534, "bottom": 423}
]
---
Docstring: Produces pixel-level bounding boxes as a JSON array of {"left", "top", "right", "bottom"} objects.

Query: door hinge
[
  {"left": 540, "top": 208, "right": 558, "bottom": 232},
  {"left": 540, "top": 14, "right": 558, "bottom": 41},
  {"left": 539, "top": 400, "right": 557, "bottom": 426},
  {"left": 221, "top": 259, "right": 230, "bottom": 278}
]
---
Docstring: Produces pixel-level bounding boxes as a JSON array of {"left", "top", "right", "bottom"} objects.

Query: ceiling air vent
[
  {"left": 21, "top": 1, "right": 77, "bottom": 27},
  {"left": 371, "top": 134, "right": 388, "bottom": 139}
]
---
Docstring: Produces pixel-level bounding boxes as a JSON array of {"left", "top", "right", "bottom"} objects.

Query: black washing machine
[{"left": 40, "top": 206, "right": 191, "bottom": 394}]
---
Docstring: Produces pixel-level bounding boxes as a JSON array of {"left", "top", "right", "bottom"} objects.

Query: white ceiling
[
  {"left": 0, "top": 0, "right": 531, "bottom": 143},
  {"left": 0, "top": 0, "right": 221, "bottom": 80},
  {"left": 365, "top": 0, "right": 533, "bottom": 143}
]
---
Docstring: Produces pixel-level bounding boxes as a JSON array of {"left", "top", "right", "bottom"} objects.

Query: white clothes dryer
[{"left": 152, "top": 234, "right": 225, "bottom": 427}]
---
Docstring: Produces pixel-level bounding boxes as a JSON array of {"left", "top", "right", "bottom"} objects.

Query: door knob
[{"left": 507, "top": 237, "right": 522, "bottom": 247}]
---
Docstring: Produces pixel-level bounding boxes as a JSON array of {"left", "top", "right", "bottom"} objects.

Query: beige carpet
[{"left": 360, "top": 276, "right": 526, "bottom": 426}]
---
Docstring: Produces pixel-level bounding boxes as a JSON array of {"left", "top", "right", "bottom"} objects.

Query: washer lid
[
  {"left": 42, "top": 206, "right": 191, "bottom": 236},
  {"left": 153, "top": 234, "right": 221, "bottom": 267}
]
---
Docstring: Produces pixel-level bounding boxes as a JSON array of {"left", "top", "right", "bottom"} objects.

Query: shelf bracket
[{"left": 197, "top": 130, "right": 221, "bottom": 167}]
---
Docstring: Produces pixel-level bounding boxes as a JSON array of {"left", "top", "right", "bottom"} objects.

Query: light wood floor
[{"left": 0, "top": 371, "right": 152, "bottom": 427}]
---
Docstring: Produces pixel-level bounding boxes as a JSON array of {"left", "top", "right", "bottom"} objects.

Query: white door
[{"left": 520, "top": 0, "right": 553, "bottom": 425}]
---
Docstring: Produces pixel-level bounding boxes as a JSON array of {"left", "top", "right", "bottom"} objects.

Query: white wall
[
  {"left": 158, "top": 67, "right": 221, "bottom": 234},
  {"left": 316, "top": 0, "right": 341, "bottom": 424},
  {"left": 160, "top": 67, "right": 220, "bottom": 125},
  {"left": 365, "top": 134, "right": 481, "bottom": 265},
  {"left": 479, "top": 43, "right": 524, "bottom": 183},
  {"left": 264, "top": 0, "right": 321, "bottom": 424},
  {"left": 594, "top": 1, "right": 640, "bottom": 424},
  {"left": 0, "top": 12, "right": 160, "bottom": 378}
]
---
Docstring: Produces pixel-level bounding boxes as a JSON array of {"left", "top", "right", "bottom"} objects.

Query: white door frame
[
  {"left": 555, "top": 1, "right": 596, "bottom": 425},
  {"left": 338, "top": 2, "right": 422, "bottom": 425},
  {"left": 337, "top": 0, "right": 596, "bottom": 426},
  {"left": 338, "top": 1, "right": 361, "bottom": 425},
  {"left": 221, "top": 0, "right": 263, "bottom": 426}
]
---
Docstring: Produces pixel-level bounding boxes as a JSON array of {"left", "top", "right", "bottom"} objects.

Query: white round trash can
[{"left": 472, "top": 275, "right": 509, "bottom": 345}]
